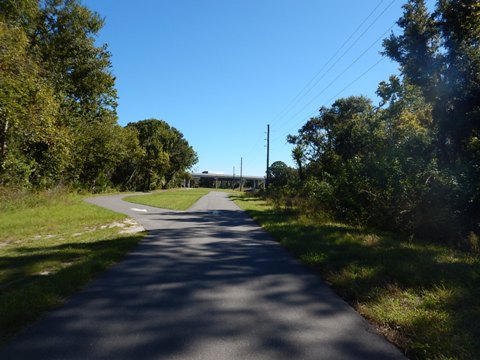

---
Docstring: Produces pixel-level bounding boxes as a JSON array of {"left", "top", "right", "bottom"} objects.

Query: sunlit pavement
[{"left": 0, "top": 192, "right": 405, "bottom": 360}]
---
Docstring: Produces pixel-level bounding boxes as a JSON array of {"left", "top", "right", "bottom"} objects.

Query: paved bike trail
[{"left": 0, "top": 191, "right": 405, "bottom": 359}]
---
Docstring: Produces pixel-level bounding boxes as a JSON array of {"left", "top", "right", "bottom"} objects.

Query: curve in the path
[{"left": 0, "top": 191, "right": 405, "bottom": 360}]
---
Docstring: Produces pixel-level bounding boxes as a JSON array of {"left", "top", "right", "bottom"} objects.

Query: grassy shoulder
[
  {"left": 232, "top": 194, "right": 480, "bottom": 360},
  {"left": 0, "top": 189, "right": 144, "bottom": 345},
  {"left": 124, "top": 187, "right": 234, "bottom": 210}
]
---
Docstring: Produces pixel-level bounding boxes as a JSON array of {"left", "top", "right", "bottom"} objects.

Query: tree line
[
  {"left": 0, "top": 0, "right": 197, "bottom": 191},
  {"left": 268, "top": 0, "right": 479, "bottom": 249}
]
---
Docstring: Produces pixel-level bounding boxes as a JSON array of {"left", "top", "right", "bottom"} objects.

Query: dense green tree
[
  {"left": 162, "top": 127, "right": 198, "bottom": 187},
  {"left": 383, "top": 0, "right": 480, "bottom": 240},
  {"left": 126, "top": 119, "right": 197, "bottom": 191},
  {"left": 288, "top": 91, "right": 437, "bottom": 232},
  {"left": 283, "top": 0, "right": 479, "bottom": 246},
  {"left": 72, "top": 120, "right": 140, "bottom": 191},
  {"left": 110, "top": 126, "right": 145, "bottom": 191},
  {"left": 0, "top": 0, "right": 39, "bottom": 31},
  {"left": 375, "top": 79, "right": 438, "bottom": 234},
  {"left": 0, "top": 21, "right": 70, "bottom": 187},
  {"left": 1, "top": 0, "right": 117, "bottom": 129},
  {"left": 383, "top": 0, "right": 480, "bottom": 162},
  {"left": 266, "top": 160, "right": 299, "bottom": 209},
  {"left": 382, "top": 0, "right": 440, "bottom": 100},
  {"left": 268, "top": 161, "right": 297, "bottom": 189},
  {"left": 0, "top": 1, "right": 199, "bottom": 192},
  {"left": 0, "top": 0, "right": 131, "bottom": 190},
  {"left": 35, "top": 0, "right": 120, "bottom": 187},
  {"left": 288, "top": 96, "right": 380, "bottom": 222},
  {"left": 287, "top": 96, "right": 375, "bottom": 180}
]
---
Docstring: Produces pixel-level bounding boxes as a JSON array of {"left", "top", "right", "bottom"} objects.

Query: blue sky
[{"left": 82, "top": 0, "right": 432, "bottom": 176}]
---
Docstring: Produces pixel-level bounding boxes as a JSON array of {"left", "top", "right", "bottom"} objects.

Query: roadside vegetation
[
  {"left": 1, "top": 0, "right": 478, "bottom": 357},
  {"left": 232, "top": 194, "right": 480, "bottom": 359},
  {"left": 256, "top": 5, "right": 480, "bottom": 356},
  {"left": 267, "top": 0, "right": 479, "bottom": 251},
  {"left": 0, "top": 1, "right": 197, "bottom": 192},
  {"left": 0, "top": 189, "right": 144, "bottom": 345},
  {"left": 257, "top": 4, "right": 480, "bottom": 357}
]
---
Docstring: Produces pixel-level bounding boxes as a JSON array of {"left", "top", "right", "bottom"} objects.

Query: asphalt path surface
[{"left": 0, "top": 191, "right": 405, "bottom": 359}]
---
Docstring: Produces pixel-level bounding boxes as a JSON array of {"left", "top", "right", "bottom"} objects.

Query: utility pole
[
  {"left": 240, "top": 157, "right": 243, "bottom": 192},
  {"left": 266, "top": 124, "right": 270, "bottom": 188},
  {"left": 233, "top": 166, "right": 235, "bottom": 190}
]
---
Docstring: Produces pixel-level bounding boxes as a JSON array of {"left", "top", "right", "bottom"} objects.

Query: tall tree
[
  {"left": 0, "top": 0, "right": 39, "bottom": 30},
  {"left": 383, "top": 0, "right": 480, "bottom": 162},
  {"left": 0, "top": 20, "right": 70, "bottom": 187},
  {"left": 162, "top": 127, "right": 198, "bottom": 187},
  {"left": 383, "top": 0, "right": 480, "bottom": 239},
  {"left": 127, "top": 119, "right": 197, "bottom": 191},
  {"left": 268, "top": 161, "right": 297, "bottom": 190},
  {"left": 36, "top": 0, "right": 117, "bottom": 117},
  {"left": 0, "top": 0, "right": 124, "bottom": 189},
  {"left": 436, "top": 0, "right": 480, "bottom": 159},
  {"left": 382, "top": 0, "right": 440, "bottom": 101}
]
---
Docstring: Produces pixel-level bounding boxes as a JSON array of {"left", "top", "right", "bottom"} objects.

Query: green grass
[
  {"left": 0, "top": 189, "right": 144, "bottom": 345},
  {"left": 124, "top": 188, "right": 233, "bottom": 210},
  {"left": 232, "top": 194, "right": 480, "bottom": 360}
]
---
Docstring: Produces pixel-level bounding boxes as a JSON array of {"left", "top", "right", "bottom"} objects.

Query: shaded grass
[
  {"left": 232, "top": 194, "right": 480, "bottom": 360},
  {"left": 124, "top": 188, "right": 233, "bottom": 210},
  {"left": 0, "top": 189, "right": 144, "bottom": 345}
]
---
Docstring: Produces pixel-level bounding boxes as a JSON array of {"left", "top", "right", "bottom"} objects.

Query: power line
[
  {"left": 272, "top": 0, "right": 396, "bottom": 131},
  {"left": 273, "top": 22, "right": 396, "bottom": 139},
  {"left": 326, "top": 56, "right": 387, "bottom": 106},
  {"left": 274, "top": 55, "right": 388, "bottom": 143},
  {"left": 246, "top": 0, "right": 399, "bottom": 159},
  {"left": 269, "top": 0, "right": 387, "bottom": 127}
]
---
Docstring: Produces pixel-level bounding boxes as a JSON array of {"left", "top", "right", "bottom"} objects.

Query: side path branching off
[{"left": 0, "top": 189, "right": 144, "bottom": 345}]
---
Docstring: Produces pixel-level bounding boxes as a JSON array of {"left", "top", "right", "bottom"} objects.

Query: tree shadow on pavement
[{"left": 0, "top": 208, "right": 404, "bottom": 360}]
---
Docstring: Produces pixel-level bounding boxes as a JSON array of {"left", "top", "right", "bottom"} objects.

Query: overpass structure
[{"left": 190, "top": 172, "right": 265, "bottom": 189}]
